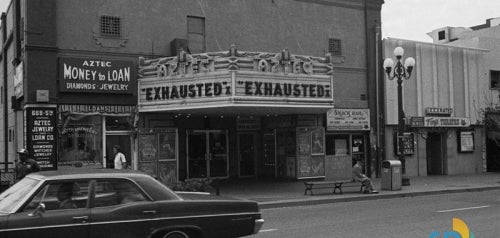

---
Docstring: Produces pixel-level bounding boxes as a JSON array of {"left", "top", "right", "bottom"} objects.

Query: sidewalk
[{"left": 215, "top": 172, "right": 500, "bottom": 209}]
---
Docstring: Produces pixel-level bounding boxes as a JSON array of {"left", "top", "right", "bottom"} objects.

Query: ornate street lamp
[{"left": 383, "top": 46, "right": 415, "bottom": 176}]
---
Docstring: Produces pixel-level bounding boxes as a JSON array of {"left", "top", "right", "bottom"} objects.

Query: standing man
[
  {"left": 352, "top": 158, "right": 378, "bottom": 194},
  {"left": 113, "top": 145, "right": 128, "bottom": 169},
  {"left": 15, "top": 148, "right": 41, "bottom": 181}
]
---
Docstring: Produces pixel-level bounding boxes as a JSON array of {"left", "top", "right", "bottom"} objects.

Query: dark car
[{"left": 0, "top": 169, "right": 263, "bottom": 238}]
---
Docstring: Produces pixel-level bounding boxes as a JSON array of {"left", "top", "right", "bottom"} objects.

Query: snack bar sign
[
  {"left": 59, "top": 57, "right": 135, "bottom": 94},
  {"left": 327, "top": 109, "right": 370, "bottom": 131}
]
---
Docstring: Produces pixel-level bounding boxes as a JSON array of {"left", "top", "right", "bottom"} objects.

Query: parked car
[{"left": 0, "top": 169, "right": 263, "bottom": 238}]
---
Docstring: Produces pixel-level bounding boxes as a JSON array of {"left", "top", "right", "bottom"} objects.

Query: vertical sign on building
[{"left": 26, "top": 107, "right": 58, "bottom": 170}]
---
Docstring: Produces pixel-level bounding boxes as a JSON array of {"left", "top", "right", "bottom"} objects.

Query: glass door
[
  {"left": 187, "top": 131, "right": 208, "bottom": 178},
  {"left": 209, "top": 131, "right": 228, "bottom": 178},
  {"left": 187, "top": 130, "right": 228, "bottom": 178},
  {"left": 238, "top": 133, "right": 256, "bottom": 177}
]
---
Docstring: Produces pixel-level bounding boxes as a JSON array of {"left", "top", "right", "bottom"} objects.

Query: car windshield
[{"left": 0, "top": 178, "right": 41, "bottom": 213}]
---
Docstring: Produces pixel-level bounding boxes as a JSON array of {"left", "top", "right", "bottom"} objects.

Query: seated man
[
  {"left": 352, "top": 158, "right": 378, "bottom": 194},
  {"left": 57, "top": 183, "right": 78, "bottom": 209}
]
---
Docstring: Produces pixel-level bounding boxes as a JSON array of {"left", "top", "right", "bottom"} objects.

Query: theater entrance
[{"left": 187, "top": 130, "right": 229, "bottom": 178}]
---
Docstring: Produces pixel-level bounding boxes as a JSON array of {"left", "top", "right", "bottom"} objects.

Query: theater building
[
  {"left": 0, "top": 0, "right": 383, "bottom": 184},
  {"left": 137, "top": 47, "right": 337, "bottom": 183},
  {"left": 383, "top": 38, "right": 487, "bottom": 176}
]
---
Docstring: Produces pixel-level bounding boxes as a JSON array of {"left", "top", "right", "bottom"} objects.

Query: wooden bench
[{"left": 304, "top": 179, "right": 366, "bottom": 195}]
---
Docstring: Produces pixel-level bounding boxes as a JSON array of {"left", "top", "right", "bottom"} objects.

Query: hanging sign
[{"left": 26, "top": 107, "right": 58, "bottom": 170}]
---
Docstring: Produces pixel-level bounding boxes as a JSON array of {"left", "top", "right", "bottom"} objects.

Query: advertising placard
[
  {"left": 26, "top": 107, "right": 57, "bottom": 170},
  {"left": 327, "top": 109, "right": 370, "bottom": 131},
  {"left": 59, "top": 57, "right": 135, "bottom": 94},
  {"left": 458, "top": 131, "right": 474, "bottom": 152}
]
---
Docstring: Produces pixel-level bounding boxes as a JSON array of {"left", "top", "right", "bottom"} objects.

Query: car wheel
[{"left": 163, "top": 230, "right": 190, "bottom": 238}]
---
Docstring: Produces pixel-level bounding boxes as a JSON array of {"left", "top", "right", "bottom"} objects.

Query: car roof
[{"left": 26, "top": 169, "right": 152, "bottom": 181}]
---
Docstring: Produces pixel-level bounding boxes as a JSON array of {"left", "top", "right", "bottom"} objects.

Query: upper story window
[
  {"left": 328, "top": 38, "right": 342, "bottom": 56},
  {"left": 187, "top": 16, "right": 206, "bottom": 53},
  {"left": 100, "top": 15, "right": 121, "bottom": 37},
  {"left": 491, "top": 70, "right": 500, "bottom": 89},
  {"left": 438, "top": 30, "right": 446, "bottom": 40}
]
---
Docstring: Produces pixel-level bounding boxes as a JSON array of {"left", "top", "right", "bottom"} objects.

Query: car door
[
  {"left": 89, "top": 179, "right": 157, "bottom": 238},
  {"left": 5, "top": 180, "right": 91, "bottom": 238}
]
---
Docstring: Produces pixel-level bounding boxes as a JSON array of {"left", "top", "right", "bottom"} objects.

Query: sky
[
  {"left": 0, "top": 0, "right": 499, "bottom": 43},
  {"left": 382, "top": 0, "right": 500, "bottom": 42}
]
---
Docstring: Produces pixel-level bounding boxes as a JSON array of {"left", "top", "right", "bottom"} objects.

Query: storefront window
[
  {"left": 59, "top": 115, "right": 103, "bottom": 168},
  {"left": 106, "top": 116, "right": 132, "bottom": 131},
  {"left": 325, "top": 134, "right": 350, "bottom": 156}
]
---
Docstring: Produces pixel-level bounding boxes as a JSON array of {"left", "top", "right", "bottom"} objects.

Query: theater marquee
[{"left": 138, "top": 47, "right": 335, "bottom": 112}]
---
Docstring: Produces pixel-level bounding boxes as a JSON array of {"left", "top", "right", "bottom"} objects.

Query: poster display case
[
  {"left": 138, "top": 128, "right": 178, "bottom": 186},
  {"left": 296, "top": 127, "right": 325, "bottom": 179}
]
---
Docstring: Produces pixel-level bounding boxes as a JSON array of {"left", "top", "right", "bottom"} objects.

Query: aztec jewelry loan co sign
[
  {"left": 59, "top": 57, "right": 135, "bottom": 94},
  {"left": 26, "top": 107, "right": 58, "bottom": 170}
]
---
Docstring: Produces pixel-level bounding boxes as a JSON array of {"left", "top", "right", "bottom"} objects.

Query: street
[{"left": 251, "top": 190, "right": 500, "bottom": 238}]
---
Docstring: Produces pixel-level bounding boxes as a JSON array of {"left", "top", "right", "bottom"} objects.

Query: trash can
[{"left": 381, "top": 160, "right": 402, "bottom": 190}]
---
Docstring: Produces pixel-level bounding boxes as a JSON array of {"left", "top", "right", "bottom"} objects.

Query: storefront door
[
  {"left": 187, "top": 130, "right": 228, "bottom": 178},
  {"left": 238, "top": 133, "right": 256, "bottom": 177},
  {"left": 105, "top": 134, "right": 132, "bottom": 169},
  {"left": 426, "top": 133, "right": 445, "bottom": 175}
]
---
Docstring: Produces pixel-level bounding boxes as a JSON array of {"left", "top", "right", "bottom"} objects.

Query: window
[
  {"left": 94, "top": 179, "right": 147, "bottom": 207},
  {"left": 328, "top": 38, "right": 342, "bottom": 56},
  {"left": 438, "top": 30, "right": 446, "bottom": 40},
  {"left": 59, "top": 115, "right": 103, "bottom": 168},
  {"left": 491, "top": 70, "right": 500, "bottom": 89},
  {"left": 325, "top": 134, "right": 350, "bottom": 156},
  {"left": 100, "top": 15, "right": 121, "bottom": 37},
  {"left": 0, "top": 178, "right": 39, "bottom": 213},
  {"left": 187, "top": 16, "right": 205, "bottom": 53},
  {"left": 106, "top": 116, "right": 132, "bottom": 131},
  {"left": 23, "top": 180, "right": 90, "bottom": 211}
]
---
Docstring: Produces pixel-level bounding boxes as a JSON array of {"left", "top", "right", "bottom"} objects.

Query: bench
[{"left": 304, "top": 179, "right": 365, "bottom": 195}]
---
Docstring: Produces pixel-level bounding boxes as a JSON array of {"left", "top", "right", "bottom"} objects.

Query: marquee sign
[
  {"left": 410, "top": 117, "right": 470, "bottom": 127},
  {"left": 138, "top": 47, "right": 334, "bottom": 111},
  {"left": 59, "top": 57, "right": 135, "bottom": 94},
  {"left": 139, "top": 73, "right": 333, "bottom": 108}
]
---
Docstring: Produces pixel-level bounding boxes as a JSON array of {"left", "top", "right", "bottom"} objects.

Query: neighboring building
[
  {"left": 427, "top": 17, "right": 500, "bottom": 172},
  {"left": 383, "top": 38, "right": 486, "bottom": 176},
  {"left": 0, "top": 0, "right": 383, "bottom": 184}
]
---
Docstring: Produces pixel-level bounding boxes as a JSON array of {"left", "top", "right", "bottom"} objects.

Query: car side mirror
[{"left": 28, "top": 203, "right": 46, "bottom": 217}]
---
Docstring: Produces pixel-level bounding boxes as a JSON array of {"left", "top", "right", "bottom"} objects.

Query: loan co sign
[{"left": 59, "top": 57, "right": 135, "bottom": 94}]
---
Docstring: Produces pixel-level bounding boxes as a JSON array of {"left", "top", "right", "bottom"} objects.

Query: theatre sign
[
  {"left": 138, "top": 47, "right": 334, "bottom": 112},
  {"left": 409, "top": 117, "right": 471, "bottom": 127}
]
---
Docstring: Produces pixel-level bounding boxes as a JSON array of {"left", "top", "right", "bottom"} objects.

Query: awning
[{"left": 58, "top": 104, "right": 136, "bottom": 116}]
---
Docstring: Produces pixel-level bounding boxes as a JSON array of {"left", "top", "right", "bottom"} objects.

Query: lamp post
[{"left": 383, "top": 46, "right": 415, "bottom": 176}]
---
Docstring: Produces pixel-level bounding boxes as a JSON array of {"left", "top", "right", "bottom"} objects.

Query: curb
[{"left": 258, "top": 186, "right": 500, "bottom": 209}]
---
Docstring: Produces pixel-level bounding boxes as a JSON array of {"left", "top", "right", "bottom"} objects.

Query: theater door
[
  {"left": 238, "top": 133, "right": 256, "bottom": 177},
  {"left": 187, "top": 130, "right": 229, "bottom": 178}
]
